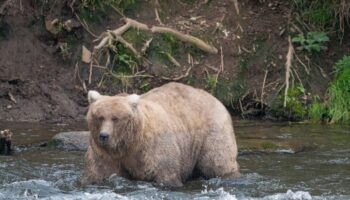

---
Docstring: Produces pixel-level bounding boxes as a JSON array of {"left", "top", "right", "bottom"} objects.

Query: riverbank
[{"left": 0, "top": 0, "right": 349, "bottom": 123}]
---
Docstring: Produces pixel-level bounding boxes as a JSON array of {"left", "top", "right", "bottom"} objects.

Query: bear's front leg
[
  {"left": 155, "top": 171, "right": 183, "bottom": 187},
  {"left": 80, "top": 146, "right": 125, "bottom": 186}
]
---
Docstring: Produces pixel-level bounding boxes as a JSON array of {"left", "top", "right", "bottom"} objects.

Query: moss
[
  {"left": 308, "top": 101, "right": 327, "bottom": 123},
  {"left": 140, "top": 79, "right": 152, "bottom": 92},
  {"left": 271, "top": 85, "right": 307, "bottom": 121},
  {"left": 47, "top": 139, "right": 62, "bottom": 148},
  {"left": 123, "top": 29, "right": 151, "bottom": 50},
  {"left": 209, "top": 78, "right": 248, "bottom": 109},
  {"left": 205, "top": 73, "right": 218, "bottom": 94},
  {"left": 184, "top": 74, "right": 195, "bottom": 86},
  {"left": 148, "top": 33, "right": 183, "bottom": 69},
  {"left": 260, "top": 142, "right": 278, "bottom": 150},
  {"left": 110, "top": 42, "right": 139, "bottom": 74}
]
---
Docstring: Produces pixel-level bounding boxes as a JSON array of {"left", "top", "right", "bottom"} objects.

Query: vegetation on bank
[
  {"left": 309, "top": 56, "right": 350, "bottom": 123},
  {"left": 27, "top": 0, "right": 349, "bottom": 123}
]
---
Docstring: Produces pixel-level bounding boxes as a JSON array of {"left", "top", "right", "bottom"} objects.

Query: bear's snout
[{"left": 99, "top": 132, "right": 109, "bottom": 142}]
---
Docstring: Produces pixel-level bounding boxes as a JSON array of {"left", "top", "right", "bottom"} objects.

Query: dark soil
[{"left": 0, "top": 0, "right": 349, "bottom": 122}]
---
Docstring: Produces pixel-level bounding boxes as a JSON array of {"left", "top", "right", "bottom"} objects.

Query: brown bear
[{"left": 81, "top": 82, "right": 239, "bottom": 186}]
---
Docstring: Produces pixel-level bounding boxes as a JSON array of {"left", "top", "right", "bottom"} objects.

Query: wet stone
[{"left": 49, "top": 131, "right": 90, "bottom": 151}]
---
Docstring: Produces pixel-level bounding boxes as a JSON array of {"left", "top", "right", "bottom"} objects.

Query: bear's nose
[{"left": 99, "top": 132, "right": 109, "bottom": 141}]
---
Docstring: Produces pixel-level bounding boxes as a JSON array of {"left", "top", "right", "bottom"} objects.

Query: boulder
[{"left": 49, "top": 131, "right": 90, "bottom": 151}]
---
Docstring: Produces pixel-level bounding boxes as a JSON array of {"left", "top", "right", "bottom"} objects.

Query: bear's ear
[
  {"left": 128, "top": 94, "right": 140, "bottom": 108},
  {"left": 88, "top": 90, "right": 102, "bottom": 104}
]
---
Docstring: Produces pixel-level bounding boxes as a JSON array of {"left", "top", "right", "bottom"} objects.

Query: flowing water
[{"left": 0, "top": 121, "right": 349, "bottom": 200}]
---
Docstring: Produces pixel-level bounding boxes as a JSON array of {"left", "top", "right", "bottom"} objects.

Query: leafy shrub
[
  {"left": 271, "top": 85, "right": 307, "bottom": 120},
  {"left": 292, "top": 32, "right": 329, "bottom": 53}
]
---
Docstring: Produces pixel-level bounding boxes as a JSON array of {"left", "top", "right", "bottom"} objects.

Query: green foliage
[
  {"left": 140, "top": 79, "right": 152, "bottom": 92},
  {"left": 81, "top": 0, "right": 135, "bottom": 12},
  {"left": 205, "top": 73, "right": 218, "bottom": 93},
  {"left": 292, "top": 0, "right": 350, "bottom": 39},
  {"left": 308, "top": 96, "right": 327, "bottom": 123},
  {"left": 292, "top": 0, "right": 334, "bottom": 27},
  {"left": 212, "top": 78, "right": 248, "bottom": 109},
  {"left": 272, "top": 85, "right": 307, "bottom": 120},
  {"left": 111, "top": 43, "right": 138, "bottom": 74},
  {"left": 148, "top": 33, "right": 182, "bottom": 68},
  {"left": 123, "top": 29, "right": 150, "bottom": 50},
  {"left": 261, "top": 142, "right": 278, "bottom": 150},
  {"left": 78, "top": 0, "right": 137, "bottom": 24},
  {"left": 292, "top": 32, "right": 329, "bottom": 53},
  {"left": 328, "top": 56, "right": 350, "bottom": 123},
  {"left": 308, "top": 56, "right": 350, "bottom": 123},
  {"left": 59, "top": 43, "right": 71, "bottom": 59}
]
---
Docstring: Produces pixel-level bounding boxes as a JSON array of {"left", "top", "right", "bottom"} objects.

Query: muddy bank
[{"left": 0, "top": 0, "right": 349, "bottom": 122}]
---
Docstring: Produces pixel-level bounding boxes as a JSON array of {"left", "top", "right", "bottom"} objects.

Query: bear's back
[{"left": 140, "top": 82, "right": 229, "bottom": 129}]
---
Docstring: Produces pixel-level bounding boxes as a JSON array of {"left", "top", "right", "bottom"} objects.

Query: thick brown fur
[{"left": 81, "top": 82, "right": 239, "bottom": 186}]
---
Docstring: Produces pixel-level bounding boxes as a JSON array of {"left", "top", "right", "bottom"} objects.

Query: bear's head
[{"left": 87, "top": 91, "right": 143, "bottom": 156}]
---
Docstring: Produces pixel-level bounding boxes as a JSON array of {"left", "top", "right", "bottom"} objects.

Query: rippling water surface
[{"left": 0, "top": 121, "right": 349, "bottom": 200}]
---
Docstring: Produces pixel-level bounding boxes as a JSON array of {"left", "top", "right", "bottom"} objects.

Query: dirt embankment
[{"left": 0, "top": 0, "right": 348, "bottom": 122}]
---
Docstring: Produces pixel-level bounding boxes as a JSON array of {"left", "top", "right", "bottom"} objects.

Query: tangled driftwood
[
  {"left": 94, "top": 18, "right": 218, "bottom": 54},
  {"left": 84, "top": 17, "right": 217, "bottom": 84}
]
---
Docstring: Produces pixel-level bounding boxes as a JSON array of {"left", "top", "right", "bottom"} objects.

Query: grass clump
[
  {"left": 327, "top": 56, "right": 350, "bottom": 123},
  {"left": 308, "top": 56, "right": 350, "bottom": 123},
  {"left": 308, "top": 96, "right": 327, "bottom": 123},
  {"left": 292, "top": 0, "right": 350, "bottom": 39}
]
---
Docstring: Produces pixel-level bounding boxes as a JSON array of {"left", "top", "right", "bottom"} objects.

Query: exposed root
[
  {"left": 260, "top": 69, "right": 268, "bottom": 109},
  {"left": 163, "top": 52, "right": 181, "bottom": 67},
  {"left": 94, "top": 18, "right": 218, "bottom": 54},
  {"left": 114, "top": 34, "right": 141, "bottom": 58},
  {"left": 75, "top": 14, "right": 98, "bottom": 38},
  {"left": 154, "top": 0, "right": 164, "bottom": 26},
  {"left": 7, "top": 91, "right": 16, "bottom": 103},
  {"left": 232, "top": 0, "right": 240, "bottom": 15},
  {"left": 87, "top": 17, "right": 218, "bottom": 86},
  {"left": 141, "top": 38, "right": 153, "bottom": 54},
  {"left": 161, "top": 66, "right": 192, "bottom": 81},
  {"left": 294, "top": 52, "right": 310, "bottom": 75},
  {"left": 283, "top": 37, "right": 294, "bottom": 107},
  {"left": 0, "top": 0, "right": 14, "bottom": 15}
]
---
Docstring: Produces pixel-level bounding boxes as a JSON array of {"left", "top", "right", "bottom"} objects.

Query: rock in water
[{"left": 50, "top": 131, "right": 90, "bottom": 151}]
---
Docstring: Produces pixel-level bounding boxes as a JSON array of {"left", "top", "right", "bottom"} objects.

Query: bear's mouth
[{"left": 98, "top": 140, "right": 108, "bottom": 145}]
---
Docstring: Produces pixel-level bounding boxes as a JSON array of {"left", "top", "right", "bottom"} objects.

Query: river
[{"left": 0, "top": 121, "right": 349, "bottom": 200}]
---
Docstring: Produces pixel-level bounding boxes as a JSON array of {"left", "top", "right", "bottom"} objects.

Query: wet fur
[{"left": 81, "top": 82, "right": 239, "bottom": 186}]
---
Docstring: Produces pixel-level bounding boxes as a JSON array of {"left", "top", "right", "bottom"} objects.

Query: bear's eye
[
  {"left": 112, "top": 116, "right": 119, "bottom": 122},
  {"left": 97, "top": 116, "right": 104, "bottom": 121}
]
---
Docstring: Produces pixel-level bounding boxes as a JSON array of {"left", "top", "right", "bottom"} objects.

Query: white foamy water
[{"left": 1, "top": 180, "right": 350, "bottom": 200}]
